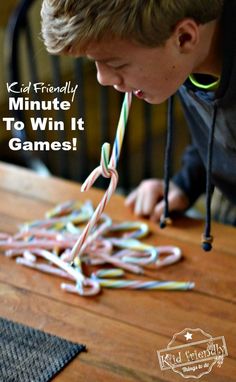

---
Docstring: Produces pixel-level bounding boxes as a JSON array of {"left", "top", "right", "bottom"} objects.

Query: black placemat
[{"left": 0, "top": 317, "right": 86, "bottom": 382}]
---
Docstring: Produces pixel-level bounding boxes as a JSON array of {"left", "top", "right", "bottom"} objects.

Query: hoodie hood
[{"left": 216, "top": 0, "right": 236, "bottom": 106}]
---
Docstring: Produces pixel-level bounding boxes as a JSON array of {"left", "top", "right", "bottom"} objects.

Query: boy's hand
[{"left": 125, "top": 179, "right": 189, "bottom": 222}]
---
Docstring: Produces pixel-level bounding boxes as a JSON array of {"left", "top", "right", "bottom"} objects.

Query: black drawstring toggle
[
  {"left": 160, "top": 215, "right": 172, "bottom": 229},
  {"left": 201, "top": 234, "right": 213, "bottom": 251}
]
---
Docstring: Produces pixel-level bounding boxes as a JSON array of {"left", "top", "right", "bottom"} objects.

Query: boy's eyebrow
[{"left": 87, "top": 55, "right": 121, "bottom": 63}]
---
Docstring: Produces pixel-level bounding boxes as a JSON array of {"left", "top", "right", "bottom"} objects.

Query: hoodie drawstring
[
  {"left": 202, "top": 102, "right": 218, "bottom": 251},
  {"left": 160, "top": 96, "right": 218, "bottom": 252},
  {"left": 160, "top": 95, "right": 174, "bottom": 229}
]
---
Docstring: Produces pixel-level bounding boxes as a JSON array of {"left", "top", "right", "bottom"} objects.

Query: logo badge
[{"left": 157, "top": 328, "right": 228, "bottom": 379}]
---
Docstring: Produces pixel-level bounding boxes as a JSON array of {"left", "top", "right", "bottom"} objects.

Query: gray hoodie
[{"left": 173, "top": 0, "right": 236, "bottom": 219}]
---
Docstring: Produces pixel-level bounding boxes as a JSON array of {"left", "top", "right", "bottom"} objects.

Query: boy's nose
[{"left": 96, "top": 62, "right": 121, "bottom": 87}]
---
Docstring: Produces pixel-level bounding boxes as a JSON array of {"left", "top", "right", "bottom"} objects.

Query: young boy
[{"left": 41, "top": 0, "right": 236, "bottom": 250}]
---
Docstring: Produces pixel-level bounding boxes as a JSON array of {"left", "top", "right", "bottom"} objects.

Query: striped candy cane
[{"left": 69, "top": 92, "right": 132, "bottom": 262}]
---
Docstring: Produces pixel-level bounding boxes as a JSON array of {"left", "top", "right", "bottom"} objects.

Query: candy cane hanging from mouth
[{"left": 69, "top": 92, "right": 132, "bottom": 263}]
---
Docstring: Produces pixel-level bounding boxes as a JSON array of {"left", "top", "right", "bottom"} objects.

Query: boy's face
[{"left": 80, "top": 36, "right": 196, "bottom": 104}]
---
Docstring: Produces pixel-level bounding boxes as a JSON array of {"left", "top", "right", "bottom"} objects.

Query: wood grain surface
[{"left": 0, "top": 162, "right": 235, "bottom": 382}]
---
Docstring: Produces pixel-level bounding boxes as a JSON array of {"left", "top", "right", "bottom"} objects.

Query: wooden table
[{"left": 0, "top": 162, "right": 235, "bottom": 382}]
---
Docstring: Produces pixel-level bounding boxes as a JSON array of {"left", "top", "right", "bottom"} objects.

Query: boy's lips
[{"left": 113, "top": 86, "right": 146, "bottom": 100}]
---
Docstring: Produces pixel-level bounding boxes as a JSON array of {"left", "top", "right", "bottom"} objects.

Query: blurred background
[{"left": 0, "top": 0, "right": 190, "bottom": 194}]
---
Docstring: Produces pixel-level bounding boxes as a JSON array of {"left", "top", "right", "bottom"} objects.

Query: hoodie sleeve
[{"left": 172, "top": 145, "right": 207, "bottom": 206}]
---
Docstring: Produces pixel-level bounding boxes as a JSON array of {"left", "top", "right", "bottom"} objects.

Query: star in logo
[{"left": 184, "top": 331, "right": 193, "bottom": 341}]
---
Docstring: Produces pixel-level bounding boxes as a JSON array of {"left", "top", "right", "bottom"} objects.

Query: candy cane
[{"left": 70, "top": 92, "right": 132, "bottom": 262}]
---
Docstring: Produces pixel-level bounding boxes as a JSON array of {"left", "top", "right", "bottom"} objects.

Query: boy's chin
[{"left": 143, "top": 95, "right": 168, "bottom": 104}]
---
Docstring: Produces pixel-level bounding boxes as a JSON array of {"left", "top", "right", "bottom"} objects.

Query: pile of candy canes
[
  {"left": 0, "top": 93, "right": 195, "bottom": 296},
  {"left": 0, "top": 199, "right": 194, "bottom": 296}
]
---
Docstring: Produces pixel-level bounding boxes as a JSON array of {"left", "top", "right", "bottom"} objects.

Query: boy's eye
[{"left": 109, "top": 63, "right": 128, "bottom": 70}]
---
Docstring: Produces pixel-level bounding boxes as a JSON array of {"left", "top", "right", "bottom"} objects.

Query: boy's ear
[{"left": 173, "top": 18, "right": 200, "bottom": 53}]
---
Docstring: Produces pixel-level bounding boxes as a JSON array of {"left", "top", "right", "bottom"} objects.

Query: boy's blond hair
[{"left": 41, "top": 0, "right": 224, "bottom": 54}]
